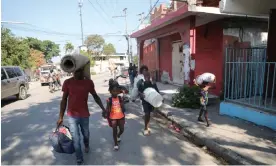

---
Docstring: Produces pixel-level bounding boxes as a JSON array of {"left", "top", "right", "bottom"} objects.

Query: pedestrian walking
[
  {"left": 104, "top": 82, "right": 125, "bottom": 151},
  {"left": 137, "top": 70, "right": 160, "bottom": 136},
  {"left": 195, "top": 80, "right": 216, "bottom": 127},
  {"left": 56, "top": 67, "right": 106, "bottom": 165},
  {"left": 128, "top": 63, "right": 134, "bottom": 86}
]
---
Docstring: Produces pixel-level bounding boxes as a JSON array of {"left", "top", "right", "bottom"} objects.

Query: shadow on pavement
[
  {"left": 1, "top": 92, "right": 219, "bottom": 165},
  {"left": 1, "top": 94, "right": 32, "bottom": 108}
]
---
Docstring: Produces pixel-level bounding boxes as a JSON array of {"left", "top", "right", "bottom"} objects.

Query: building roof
[{"left": 130, "top": 5, "right": 268, "bottom": 39}]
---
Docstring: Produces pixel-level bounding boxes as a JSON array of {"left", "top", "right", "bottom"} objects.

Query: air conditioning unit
[{"left": 220, "top": 0, "right": 276, "bottom": 16}]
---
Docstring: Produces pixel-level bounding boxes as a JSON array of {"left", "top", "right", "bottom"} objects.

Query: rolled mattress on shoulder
[
  {"left": 195, "top": 72, "right": 216, "bottom": 85},
  {"left": 61, "top": 54, "right": 91, "bottom": 79}
]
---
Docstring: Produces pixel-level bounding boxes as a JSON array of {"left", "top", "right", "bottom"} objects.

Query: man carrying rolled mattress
[
  {"left": 56, "top": 66, "right": 106, "bottom": 165},
  {"left": 193, "top": 73, "right": 216, "bottom": 127}
]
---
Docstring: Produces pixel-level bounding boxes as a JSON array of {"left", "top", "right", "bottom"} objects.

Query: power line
[
  {"left": 87, "top": 0, "right": 113, "bottom": 27},
  {"left": 132, "top": 0, "right": 160, "bottom": 32},
  {"left": 4, "top": 24, "right": 124, "bottom": 38},
  {"left": 95, "top": 0, "right": 114, "bottom": 24}
]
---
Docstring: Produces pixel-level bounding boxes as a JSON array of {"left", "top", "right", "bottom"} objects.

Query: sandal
[{"left": 114, "top": 145, "right": 119, "bottom": 151}]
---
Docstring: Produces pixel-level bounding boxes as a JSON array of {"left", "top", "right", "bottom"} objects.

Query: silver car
[{"left": 1, "top": 66, "right": 29, "bottom": 100}]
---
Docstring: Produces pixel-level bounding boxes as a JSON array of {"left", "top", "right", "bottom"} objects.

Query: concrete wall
[
  {"left": 158, "top": 33, "right": 182, "bottom": 81},
  {"left": 142, "top": 41, "right": 157, "bottom": 72},
  {"left": 223, "top": 28, "right": 267, "bottom": 46},
  {"left": 195, "top": 20, "right": 224, "bottom": 96},
  {"left": 220, "top": 102, "right": 276, "bottom": 130}
]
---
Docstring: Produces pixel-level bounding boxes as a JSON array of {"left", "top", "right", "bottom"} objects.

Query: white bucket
[
  {"left": 144, "top": 87, "right": 163, "bottom": 108},
  {"left": 195, "top": 73, "right": 215, "bottom": 85}
]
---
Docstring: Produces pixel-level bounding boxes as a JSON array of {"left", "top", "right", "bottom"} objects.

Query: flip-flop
[
  {"left": 174, "top": 126, "right": 180, "bottom": 133},
  {"left": 168, "top": 124, "right": 174, "bottom": 129}
]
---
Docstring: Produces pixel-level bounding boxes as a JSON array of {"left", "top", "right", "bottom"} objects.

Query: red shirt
[{"left": 62, "top": 78, "right": 96, "bottom": 118}]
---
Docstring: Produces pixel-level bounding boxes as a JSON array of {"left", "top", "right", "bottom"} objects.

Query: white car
[{"left": 40, "top": 70, "right": 50, "bottom": 86}]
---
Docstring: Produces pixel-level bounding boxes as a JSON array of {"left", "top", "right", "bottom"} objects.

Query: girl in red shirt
[{"left": 105, "top": 83, "right": 125, "bottom": 151}]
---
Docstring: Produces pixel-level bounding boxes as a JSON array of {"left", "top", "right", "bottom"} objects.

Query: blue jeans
[
  {"left": 68, "top": 116, "right": 89, "bottom": 162},
  {"left": 129, "top": 75, "right": 134, "bottom": 85}
]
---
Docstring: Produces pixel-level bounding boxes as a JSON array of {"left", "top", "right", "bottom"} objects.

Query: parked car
[{"left": 1, "top": 66, "right": 29, "bottom": 100}]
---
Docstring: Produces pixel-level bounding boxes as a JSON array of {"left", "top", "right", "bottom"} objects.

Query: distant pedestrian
[
  {"left": 196, "top": 81, "right": 216, "bottom": 127},
  {"left": 137, "top": 70, "right": 160, "bottom": 136},
  {"left": 133, "top": 64, "right": 138, "bottom": 78},
  {"left": 104, "top": 82, "right": 125, "bottom": 151},
  {"left": 128, "top": 63, "right": 134, "bottom": 86},
  {"left": 56, "top": 67, "right": 106, "bottom": 165}
]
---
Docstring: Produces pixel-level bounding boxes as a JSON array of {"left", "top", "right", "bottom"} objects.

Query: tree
[
  {"left": 133, "top": 55, "right": 138, "bottom": 65},
  {"left": 29, "top": 48, "right": 46, "bottom": 69},
  {"left": 24, "top": 37, "right": 60, "bottom": 61},
  {"left": 80, "top": 50, "right": 95, "bottom": 67},
  {"left": 103, "top": 43, "right": 116, "bottom": 56},
  {"left": 43, "top": 40, "right": 60, "bottom": 61},
  {"left": 64, "top": 42, "right": 74, "bottom": 54},
  {"left": 1, "top": 28, "right": 31, "bottom": 69},
  {"left": 84, "top": 34, "right": 105, "bottom": 55}
]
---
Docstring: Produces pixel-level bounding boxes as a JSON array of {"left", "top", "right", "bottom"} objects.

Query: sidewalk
[{"left": 157, "top": 82, "right": 276, "bottom": 165}]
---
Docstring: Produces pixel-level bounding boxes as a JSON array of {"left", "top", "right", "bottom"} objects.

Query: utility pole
[
  {"left": 78, "top": 0, "right": 84, "bottom": 46},
  {"left": 137, "top": 12, "right": 145, "bottom": 24},
  {"left": 113, "top": 8, "right": 133, "bottom": 64}
]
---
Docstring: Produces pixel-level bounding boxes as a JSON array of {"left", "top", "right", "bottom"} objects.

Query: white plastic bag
[
  {"left": 195, "top": 73, "right": 215, "bottom": 85},
  {"left": 131, "top": 74, "right": 144, "bottom": 100}
]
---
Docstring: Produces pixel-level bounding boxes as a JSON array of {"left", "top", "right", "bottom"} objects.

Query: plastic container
[
  {"left": 144, "top": 87, "right": 163, "bottom": 108},
  {"left": 195, "top": 73, "right": 215, "bottom": 85}
]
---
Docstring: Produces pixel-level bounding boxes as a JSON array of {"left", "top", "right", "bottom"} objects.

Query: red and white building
[
  {"left": 131, "top": 0, "right": 274, "bottom": 96},
  {"left": 131, "top": 0, "right": 276, "bottom": 130}
]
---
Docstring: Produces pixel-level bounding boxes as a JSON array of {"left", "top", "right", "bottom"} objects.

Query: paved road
[{"left": 1, "top": 75, "right": 221, "bottom": 165}]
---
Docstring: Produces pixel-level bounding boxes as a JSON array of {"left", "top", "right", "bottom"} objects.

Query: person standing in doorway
[{"left": 57, "top": 66, "right": 106, "bottom": 165}]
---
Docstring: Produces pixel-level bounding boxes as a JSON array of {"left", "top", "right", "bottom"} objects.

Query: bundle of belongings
[{"left": 49, "top": 125, "right": 75, "bottom": 154}]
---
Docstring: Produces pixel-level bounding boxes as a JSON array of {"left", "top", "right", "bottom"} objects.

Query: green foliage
[
  {"left": 64, "top": 42, "right": 74, "bottom": 54},
  {"left": 84, "top": 34, "right": 105, "bottom": 55},
  {"left": 25, "top": 37, "right": 60, "bottom": 61},
  {"left": 1, "top": 28, "right": 31, "bottom": 69},
  {"left": 172, "top": 85, "right": 201, "bottom": 109},
  {"left": 103, "top": 43, "right": 116, "bottom": 56},
  {"left": 91, "top": 71, "right": 96, "bottom": 75},
  {"left": 80, "top": 50, "right": 95, "bottom": 67},
  {"left": 42, "top": 40, "right": 60, "bottom": 61},
  {"left": 2, "top": 28, "right": 60, "bottom": 69},
  {"left": 133, "top": 55, "right": 138, "bottom": 65}
]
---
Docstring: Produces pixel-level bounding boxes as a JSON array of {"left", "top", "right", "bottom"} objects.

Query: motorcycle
[{"left": 49, "top": 80, "right": 60, "bottom": 93}]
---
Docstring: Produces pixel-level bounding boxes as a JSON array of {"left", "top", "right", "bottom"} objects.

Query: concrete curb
[{"left": 156, "top": 104, "right": 260, "bottom": 165}]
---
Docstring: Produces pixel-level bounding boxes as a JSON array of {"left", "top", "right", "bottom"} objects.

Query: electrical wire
[
  {"left": 132, "top": 0, "right": 160, "bottom": 32},
  {"left": 4, "top": 24, "right": 124, "bottom": 38},
  {"left": 95, "top": 0, "right": 115, "bottom": 24},
  {"left": 87, "top": 0, "right": 114, "bottom": 27}
]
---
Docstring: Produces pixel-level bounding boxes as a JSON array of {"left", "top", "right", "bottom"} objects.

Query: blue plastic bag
[{"left": 49, "top": 125, "right": 75, "bottom": 154}]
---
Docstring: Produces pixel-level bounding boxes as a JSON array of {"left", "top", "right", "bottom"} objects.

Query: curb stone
[{"left": 157, "top": 103, "right": 261, "bottom": 165}]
